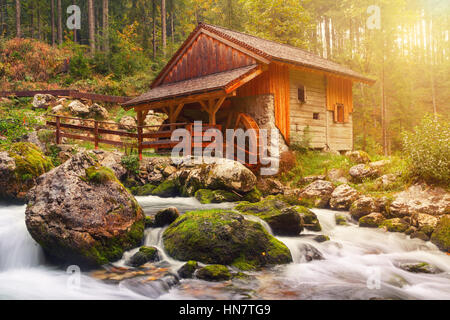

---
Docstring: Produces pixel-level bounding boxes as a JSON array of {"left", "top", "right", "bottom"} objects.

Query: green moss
[
  {"left": 128, "top": 246, "right": 158, "bottom": 267},
  {"left": 177, "top": 260, "right": 199, "bottom": 278},
  {"left": 335, "top": 214, "right": 348, "bottom": 226},
  {"left": 131, "top": 183, "right": 156, "bottom": 196},
  {"left": 163, "top": 209, "right": 292, "bottom": 269},
  {"left": 8, "top": 142, "right": 53, "bottom": 181},
  {"left": 195, "top": 189, "right": 240, "bottom": 204},
  {"left": 242, "top": 187, "right": 262, "bottom": 203},
  {"left": 431, "top": 216, "right": 450, "bottom": 252},
  {"left": 152, "top": 179, "right": 179, "bottom": 197},
  {"left": 145, "top": 215, "right": 155, "bottom": 228},
  {"left": 196, "top": 265, "right": 232, "bottom": 282},
  {"left": 84, "top": 166, "right": 118, "bottom": 184},
  {"left": 380, "top": 218, "right": 409, "bottom": 233},
  {"left": 359, "top": 214, "right": 384, "bottom": 228},
  {"left": 295, "top": 206, "right": 321, "bottom": 231}
]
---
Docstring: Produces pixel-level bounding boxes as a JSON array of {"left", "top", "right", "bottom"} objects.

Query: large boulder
[
  {"left": 25, "top": 152, "right": 145, "bottom": 267},
  {"left": 349, "top": 164, "right": 379, "bottom": 182},
  {"left": 359, "top": 212, "right": 385, "bottom": 228},
  {"left": 32, "top": 94, "right": 55, "bottom": 110},
  {"left": 176, "top": 158, "right": 257, "bottom": 195},
  {"left": 196, "top": 265, "right": 232, "bottom": 282},
  {"left": 89, "top": 103, "right": 109, "bottom": 120},
  {"left": 162, "top": 210, "right": 292, "bottom": 270},
  {"left": 350, "top": 196, "right": 376, "bottom": 220},
  {"left": 235, "top": 196, "right": 304, "bottom": 236},
  {"left": 389, "top": 184, "right": 450, "bottom": 217},
  {"left": 430, "top": 216, "right": 450, "bottom": 253},
  {"left": 0, "top": 142, "right": 53, "bottom": 201},
  {"left": 329, "top": 184, "right": 359, "bottom": 210},
  {"left": 68, "top": 100, "right": 90, "bottom": 117},
  {"left": 299, "top": 180, "right": 335, "bottom": 208},
  {"left": 380, "top": 218, "right": 409, "bottom": 233},
  {"left": 154, "top": 207, "right": 180, "bottom": 227},
  {"left": 118, "top": 116, "right": 137, "bottom": 131}
]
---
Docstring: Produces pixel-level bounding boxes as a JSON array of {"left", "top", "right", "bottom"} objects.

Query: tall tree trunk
[
  {"left": 170, "top": 10, "right": 174, "bottom": 45},
  {"left": 57, "top": 0, "right": 62, "bottom": 44},
  {"left": 152, "top": 0, "right": 157, "bottom": 59},
  {"left": 15, "top": 0, "right": 21, "bottom": 38},
  {"left": 37, "top": 3, "right": 41, "bottom": 40},
  {"left": 88, "top": 0, "right": 95, "bottom": 53},
  {"left": 73, "top": 0, "right": 77, "bottom": 43},
  {"left": 161, "top": 0, "right": 167, "bottom": 56},
  {"left": 31, "top": 1, "right": 35, "bottom": 39},
  {"left": 51, "top": 0, "right": 56, "bottom": 45},
  {"left": 0, "top": 0, "right": 4, "bottom": 36},
  {"left": 324, "top": 17, "right": 331, "bottom": 59},
  {"left": 102, "top": 0, "right": 109, "bottom": 52}
]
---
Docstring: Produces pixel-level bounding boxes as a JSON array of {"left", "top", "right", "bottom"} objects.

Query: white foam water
[{"left": 0, "top": 200, "right": 449, "bottom": 300}]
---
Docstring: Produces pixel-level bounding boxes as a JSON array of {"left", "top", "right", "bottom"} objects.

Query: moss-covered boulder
[
  {"left": 359, "top": 212, "right": 385, "bottom": 228},
  {"left": 154, "top": 207, "right": 180, "bottom": 227},
  {"left": 313, "top": 235, "right": 330, "bottom": 243},
  {"left": 242, "top": 188, "right": 262, "bottom": 203},
  {"left": 130, "top": 183, "right": 157, "bottom": 196},
  {"left": 296, "top": 206, "right": 322, "bottom": 231},
  {"left": 194, "top": 189, "right": 240, "bottom": 204},
  {"left": 162, "top": 210, "right": 292, "bottom": 270},
  {"left": 431, "top": 216, "right": 450, "bottom": 253},
  {"left": 0, "top": 142, "right": 53, "bottom": 201},
  {"left": 235, "top": 196, "right": 304, "bottom": 236},
  {"left": 152, "top": 179, "right": 180, "bottom": 197},
  {"left": 25, "top": 152, "right": 145, "bottom": 268},
  {"left": 177, "top": 260, "right": 199, "bottom": 279},
  {"left": 335, "top": 214, "right": 349, "bottom": 226},
  {"left": 127, "top": 246, "right": 159, "bottom": 267},
  {"left": 380, "top": 218, "right": 409, "bottom": 233},
  {"left": 145, "top": 215, "right": 155, "bottom": 228},
  {"left": 196, "top": 265, "right": 232, "bottom": 282}
]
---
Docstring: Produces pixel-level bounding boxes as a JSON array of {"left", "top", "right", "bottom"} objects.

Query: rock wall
[{"left": 230, "top": 94, "right": 288, "bottom": 153}]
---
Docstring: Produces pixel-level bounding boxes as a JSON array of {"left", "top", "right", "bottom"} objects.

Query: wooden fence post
[
  {"left": 55, "top": 116, "right": 61, "bottom": 144},
  {"left": 94, "top": 121, "right": 99, "bottom": 150}
]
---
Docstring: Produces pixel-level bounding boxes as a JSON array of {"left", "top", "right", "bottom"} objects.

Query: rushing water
[{"left": 0, "top": 197, "right": 449, "bottom": 300}]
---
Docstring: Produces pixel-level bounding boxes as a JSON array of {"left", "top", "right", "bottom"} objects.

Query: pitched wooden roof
[
  {"left": 123, "top": 64, "right": 260, "bottom": 108},
  {"left": 200, "top": 23, "right": 374, "bottom": 83}
]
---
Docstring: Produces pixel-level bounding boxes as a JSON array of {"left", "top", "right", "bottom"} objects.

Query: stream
[{"left": 0, "top": 196, "right": 449, "bottom": 300}]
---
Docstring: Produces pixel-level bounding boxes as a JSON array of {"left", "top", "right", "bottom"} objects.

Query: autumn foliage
[{"left": 0, "top": 38, "right": 71, "bottom": 83}]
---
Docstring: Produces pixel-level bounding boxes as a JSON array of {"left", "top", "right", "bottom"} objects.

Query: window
[
  {"left": 298, "top": 85, "right": 306, "bottom": 103},
  {"left": 334, "top": 103, "right": 345, "bottom": 123},
  {"left": 313, "top": 113, "right": 320, "bottom": 120}
]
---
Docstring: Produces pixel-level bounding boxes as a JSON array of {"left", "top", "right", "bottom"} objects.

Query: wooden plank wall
[
  {"left": 326, "top": 76, "right": 353, "bottom": 123},
  {"left": 162, "top": 33, "right": 256, "bottom": 85},
  {"left": 237, "top": 63, "right": 291, "bottom": 142},
  {"left": 289, "top": 69, "right": 353, "bottom": 151},
  {"left": 289, "top": 69, "right": 327, "bottom": 149}
]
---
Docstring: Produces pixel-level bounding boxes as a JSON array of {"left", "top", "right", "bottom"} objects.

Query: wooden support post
[
  {"left": 55, "top": 116, "right": 61, "bottom": 144},
  {"left": 94, "top": 120, "right": 99, "bottom": 150},
  {"left": 137, "top": 111, "right": 144, "bottom": 160}
]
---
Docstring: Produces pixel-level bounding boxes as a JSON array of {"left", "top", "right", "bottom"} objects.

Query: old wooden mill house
[{"left": 122, "top": 23, "right": 375, "bottom": 162}]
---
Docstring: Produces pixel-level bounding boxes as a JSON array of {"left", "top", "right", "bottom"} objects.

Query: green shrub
[
  {"left": 402, "top": 114, "right": 449, "bottom": 185},
  {"left": 121, "top": 154, "right": 140, "bottom": 174}
]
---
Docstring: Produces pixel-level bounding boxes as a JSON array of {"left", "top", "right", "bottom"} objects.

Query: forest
[{"left": 0, "top": 0, "right": 449, "bottom": 155}]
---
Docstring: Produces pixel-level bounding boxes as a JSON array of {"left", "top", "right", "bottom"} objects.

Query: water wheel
[{"left": 231, "top": 113, "right": 262, "bottom": 170}]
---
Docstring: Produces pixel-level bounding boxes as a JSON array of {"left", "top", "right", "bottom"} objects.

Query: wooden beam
[
  {"left": 129, "top": 90, "right": 236, "bottom": 112},
  {"left": 225, "top": 67, "right": 264, "bottom": 94}
]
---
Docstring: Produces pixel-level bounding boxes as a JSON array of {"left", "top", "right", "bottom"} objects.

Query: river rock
[
  {"left": 176, "top": 158, "right": 257, "bottom": 195},
  {"left": 389, "top": 184, "right": 450, "bottom": 217},
  {"left": 177, "top": 261, "right": 199, "bottom": 279},
  {"left": 345, "top": 150, "right": 370, "bottom": 164},
  {"left": 235, "top": 196, "right": 304, "bottom": 236},
  {"left": 299, "top": 180, "right": 335, "bottom": 208},
  {"left": 327, "top": 168, "right": 347, "bottom": 183},
  {"left": 398, "top": 262, "right": 441, "bottom": 274},
  {"left": 256, "top": 177, "right": 285, "bottom": 196},
  {"left": 196, "top": 265, "right": 232, "bottom": 282},
  {"left": 68, "top": 100, "right": 90, "bottom": 117},
  {"left": 430, "top": 216, "right": 450, "bottom": 253},
  {"left": 154, "top": 207, "right": 180, "bottom": 227},
  {"left": 296, "top": 243, "right": 324, "bottom": 262},
  {"left": 162, "top": 210, "right": 292, "bottom": 270},
  {"left": 0, "top": 142, "right": 53, "bottom": 201},
  {"left": 25, "top": 152, "right": 145, "bottom": 267},
  {"left": 349, "top": 164, "right": 379, "bottom": 182},
  {"left": 32, "top": 94, "right": 55, "bottom": 109},
  {"left": 51, "top": 104, "right": 64, "bottom": 114},
  {"left": 127, "top": 246, "right": 159, "bottom": 267},
  {"left": 329, "top": 184, "right": 359, "bottom": 210},
  {"left": 195, "top": 189, "right": 240, "bottom": 204},
  {"left": 89, "top": 103, "right": 109, "bottom": 120},
  {"left": 119, "top": 116, "right": 137, "bottom": 131},
  {"left": 350, "top": 196, "right": 376, "bottom": 220},
  {"left": 90, "top": 150, "right": 128, "bottom": 180},
  {"left": 359, "top": 212, "right": 385, "bottom": 228},
  {"left": 380, "top": 218, "right": 409, "bottom": 233}
]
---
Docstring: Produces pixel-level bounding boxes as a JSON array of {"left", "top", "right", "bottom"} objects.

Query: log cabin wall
[
  {"left": 289, "top": 68, "right": 353, "bottom": 152},
  {"left": 161, "top": 33, "right": 257, "bottom": 85},
  {"left": 237, "top": 63, "right": 291, "bottom": 142}
]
